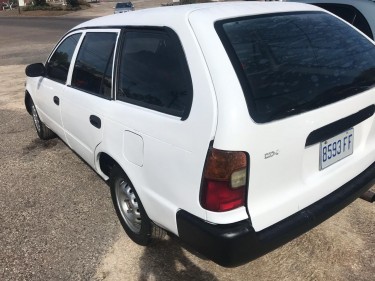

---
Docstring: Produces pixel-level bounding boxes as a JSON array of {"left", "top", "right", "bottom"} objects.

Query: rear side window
[
  {"left": 314, "top": 3, "right": 373, "bottom": 39},
  {"left": 117, "top": 28, "right": 193, "bottom": 120},
  {"left": 46, "top": 33, "right": 81, "bottom": 84},
  {"left": 216, "top": 12, "right": 375, "bottom": 123},
  {"left": 72, "top": 32, "right": 117, "bottom": 98}
]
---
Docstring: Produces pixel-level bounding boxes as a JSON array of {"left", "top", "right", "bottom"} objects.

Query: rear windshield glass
[
  {"left": 216, "top": 12, "right": 375, "bottom": 123},
  {"left": 116, "top": 2, "right": 132, "bottom": 8}
]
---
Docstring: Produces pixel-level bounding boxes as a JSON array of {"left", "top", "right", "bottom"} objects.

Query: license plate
[{"left": 320, "top": 128, "right": 354, "bottom": 170}]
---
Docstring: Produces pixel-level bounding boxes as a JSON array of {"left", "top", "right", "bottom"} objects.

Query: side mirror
[{"left": 25, "top": 63, "right": 46, "bottom": 77}]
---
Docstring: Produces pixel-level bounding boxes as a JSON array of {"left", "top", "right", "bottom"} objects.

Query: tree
[
  {"left": 66, "top": 0, "right": 79, "bottom": 7},
  {"left": 33, "top": 0, "right": 47, "bottom": 6}
]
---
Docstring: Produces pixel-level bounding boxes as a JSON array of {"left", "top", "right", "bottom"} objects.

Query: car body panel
[
  {"left": 31, "top": 78, "right": 67, "bottom": 141},
  {"left": 189, "top": 3, "right": 375, "bottom": 230},
  {"left": 60, "top": 29, "right": 121, "bottom": 168},
  {"left": 90, "top": 18, "right": 218, "bottom": 233}
]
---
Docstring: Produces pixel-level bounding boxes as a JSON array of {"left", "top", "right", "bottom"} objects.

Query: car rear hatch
[{"left": 191, "top": 8, "right": 375, "bottom": 231}]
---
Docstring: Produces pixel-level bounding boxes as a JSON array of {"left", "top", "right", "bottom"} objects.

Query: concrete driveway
[{"left": 0, "top": 2, "right": 374, "bottom": 280}]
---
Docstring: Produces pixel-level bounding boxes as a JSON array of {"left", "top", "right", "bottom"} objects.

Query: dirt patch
[
  {"left": 23, "top": 138, "right": 59, "bottom": 155},
  {"left": 94, "top": 199, "right": 374, "bottom": 281},
  {"left": 0, "top": 64, "right": 120, "bottom": 281},
  {"left": 0, "top": 65, "right": 27, "bottom": 110}
]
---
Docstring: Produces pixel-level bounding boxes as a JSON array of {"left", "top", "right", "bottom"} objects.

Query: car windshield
[
  {"left": 216, "top": 12, "right": 375, "bottom": 123},
  {"left": 116, "top": 2, "right": 132, "bottom": 8}
]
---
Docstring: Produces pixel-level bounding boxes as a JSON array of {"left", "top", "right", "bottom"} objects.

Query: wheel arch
[
  {"left": 97, "top": 151, "right": 152, "bottom": 217},
  {"left": 97, "top": 150, "right": 172, "bottom": 236},
  {"left": 97, "top": 151, "right": 118, "bottom": 180},
  {"left": 25, "top": 91, "right": 32, "bottom": 115}
]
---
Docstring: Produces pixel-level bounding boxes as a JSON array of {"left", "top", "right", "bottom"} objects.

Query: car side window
[
  {"left": 315, "top": 3, "right": 373, "bottom": 39},
  {"left": 71, "top": 32, "right": 117, "bottom": 98},
  {"left": 117, "top": 28, "right": 193, "bottom": 119},
  {"left": 46, "top": 33, "right": 81, "bottom": 84}
]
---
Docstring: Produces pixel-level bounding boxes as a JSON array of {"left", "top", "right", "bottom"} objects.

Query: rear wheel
[
  {"left": 110, "top": 166, "right": 154, "bottom": 245},
  {"left": 30, "top": 101, "right": 55, "bottom": 140}
]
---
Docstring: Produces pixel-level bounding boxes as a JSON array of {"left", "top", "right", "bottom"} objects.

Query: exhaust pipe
[{"left": 360, "top": 190, "right": 375, "bottom": 203}]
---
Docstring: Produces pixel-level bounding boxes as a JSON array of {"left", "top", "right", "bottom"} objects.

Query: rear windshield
[
  {"left": 116, "top": 2, "right": 132, "bottom": 8},
  {"left": 215, "top": 12, "right": 375, "bottom": 123}
]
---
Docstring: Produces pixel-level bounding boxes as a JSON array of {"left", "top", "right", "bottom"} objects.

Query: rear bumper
[{"left": 176, "top": 161, "right": 375, "bottom": 267}]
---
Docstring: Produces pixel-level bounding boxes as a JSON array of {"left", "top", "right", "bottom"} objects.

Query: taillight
[{"left": 200, "top": 148, "right": 248, "bottom": 212}]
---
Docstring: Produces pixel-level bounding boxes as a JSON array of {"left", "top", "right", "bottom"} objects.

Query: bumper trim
[{"left": 177, "top": 161, "right": 375, "bottom": 267}]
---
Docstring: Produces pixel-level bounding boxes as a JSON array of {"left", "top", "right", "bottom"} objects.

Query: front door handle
[
  {"left": 53, "top": 96, "right": 59, "bottom": 105},
  {"left": 89, "top": 115, "right": 101, "bottom": 129}
]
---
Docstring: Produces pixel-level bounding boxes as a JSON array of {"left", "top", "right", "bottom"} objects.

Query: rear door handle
[
  {"left": 53, "top": 96, "right": 59, "bottom": 105},
  {"left": 89, "top": 115, "right": 101, "bottom": 129}
]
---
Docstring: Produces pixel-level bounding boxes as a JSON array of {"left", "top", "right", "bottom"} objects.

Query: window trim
[
  {"left": 45, "top": 31, "right": 83, "bottom": 85},
  {"left": 68, "top": 29, "right": 121, "bottom": 99},
  {"left": 115, "top": 26, "right": 193, "bottom": 121},
  {"left": 67, "top": 29, "right": 120, "bottom": 99}
]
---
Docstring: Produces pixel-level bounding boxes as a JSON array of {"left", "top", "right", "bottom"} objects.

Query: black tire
[
  {"left": 109, "top": 165, "right": 153, "bottom": 245},
  {"left": 30, "top": 101, "right": 56, "bottom": 140}
]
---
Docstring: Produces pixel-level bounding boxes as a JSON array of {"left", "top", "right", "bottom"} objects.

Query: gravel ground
[{"left": 0, "top": 65, "right": 120, "bottom": 280}]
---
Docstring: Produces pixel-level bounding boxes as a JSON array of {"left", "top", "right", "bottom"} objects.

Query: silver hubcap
[
  {"left": 31, "top": 104, "right": 41, "bottom": 133},
  {"left": 116, "top": 179, "right": 142, "bottom": 233}
]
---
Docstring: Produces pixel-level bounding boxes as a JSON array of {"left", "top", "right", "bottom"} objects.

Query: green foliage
[
  {"left": 21, "top": 0, "right": 87, "bottom": 12},
  {"left": 66, "top": 0, "right": 80, "bottom": 8},
  {"left": 23, "top": 5, "right": 63, "bottom": 11},
  {"left": 33, "top": 0, "right": 48, "bottom": 7}
]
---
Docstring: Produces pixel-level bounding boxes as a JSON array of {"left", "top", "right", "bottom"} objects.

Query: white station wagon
[{"left": 25, "top": 2, "right": 375, "bottom": 267}]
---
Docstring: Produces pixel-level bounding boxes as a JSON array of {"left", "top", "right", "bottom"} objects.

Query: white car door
[
  {"left": 35, "top": 33, "right": 82, "bottom": 141},
  {"left": 96, "top": 27, "right": 217, "bottom": 233},
  {"left": 60, "top": 30, "right": 120, "bottom": 168}
]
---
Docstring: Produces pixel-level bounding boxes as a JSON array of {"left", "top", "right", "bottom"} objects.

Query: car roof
[
  {"left": 72, "top": 1, "right": 323, "bottom": 31},
  {"left": 115, "top": 2, "right": 132, "bottom": 6},
  {"left": 284, "top": 0, "right": 374, "bottom": 5}
]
